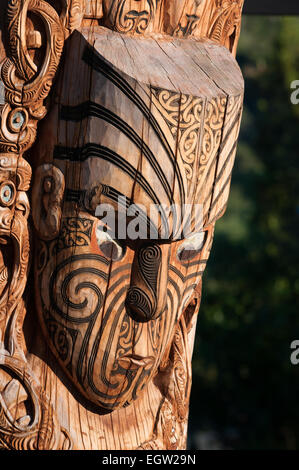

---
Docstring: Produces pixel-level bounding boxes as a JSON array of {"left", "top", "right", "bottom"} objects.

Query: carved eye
[
  {"left": 177, "top": 232, "right": 206, "bottom": 262},
  {"left": 96, "top": 226, "right": 126, "bottom": 261},
  {"left": 0, "top": 182, "right": 16, "bottom": 207},
  {"left": 8, "top": 108, "right": 27, "bottom": 132}
]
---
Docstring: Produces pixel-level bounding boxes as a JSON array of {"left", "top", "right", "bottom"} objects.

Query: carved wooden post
[{"left": 0, "top": 0, "right": 244, "bottom": 450}]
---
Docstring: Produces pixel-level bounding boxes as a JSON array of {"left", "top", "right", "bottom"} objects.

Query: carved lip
[{"left": 118, "top": 354, "right": 155, "bottom": 369}]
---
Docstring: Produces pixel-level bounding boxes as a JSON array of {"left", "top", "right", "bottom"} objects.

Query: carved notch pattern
[
  {"left": 57, "top": 217, "right": 94, "bottom": 253},
  {"left": 152, "top": 88, "right": 203, "bottom": 186}
]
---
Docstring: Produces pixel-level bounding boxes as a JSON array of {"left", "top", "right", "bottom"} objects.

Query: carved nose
[{"left": 125, "top": 243, "right": 170, "bottom": 323}]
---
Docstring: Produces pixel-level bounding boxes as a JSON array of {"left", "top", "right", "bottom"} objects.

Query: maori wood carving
[{"left": 0, "top": 0, "right": 244, "bottom": 450}]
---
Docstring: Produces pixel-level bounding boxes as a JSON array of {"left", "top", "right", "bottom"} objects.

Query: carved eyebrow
[
  {"left": 63, "top": 186, "right": 158, "bottom": 237},
  {"left": 55, "top": 142, "right": 164, "bottom": 207},
  {"left": 59, "top": 102, "right": 174, "bottom": 203}
]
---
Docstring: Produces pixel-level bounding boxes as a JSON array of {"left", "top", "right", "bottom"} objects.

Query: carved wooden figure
[{"left": 0, "top": 0, "right": 244, "bottom": 450}]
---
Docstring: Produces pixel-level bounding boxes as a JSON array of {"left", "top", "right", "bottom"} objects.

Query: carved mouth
[{"left": 118, "top": 354, "right": 155, "bottom": 369}]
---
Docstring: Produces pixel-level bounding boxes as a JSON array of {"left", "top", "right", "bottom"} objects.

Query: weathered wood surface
[{"left": 0, "top": 0, "right": 244, "bottom": 450}]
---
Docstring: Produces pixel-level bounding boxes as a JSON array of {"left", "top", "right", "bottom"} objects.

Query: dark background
[
  {"left": 188, "top": 14, "right": 299, "bottom": 450},
  {"left": 243, "top": 0, "right": 299, "bottom": 15}
]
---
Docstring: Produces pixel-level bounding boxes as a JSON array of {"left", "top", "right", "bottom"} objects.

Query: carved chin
[
  {"left": 74, "top": 354, "right": 157, "bottom": 411},
  {"left": 41, "top": 299, "right": 162, "bottom": 410},
  {"left": 38, "top": 305, "right": 160, "bottom": 410}
]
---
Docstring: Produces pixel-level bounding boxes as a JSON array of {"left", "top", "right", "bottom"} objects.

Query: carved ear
[{"left": 32, "top": 164, "right": 65, "bottom": 240}]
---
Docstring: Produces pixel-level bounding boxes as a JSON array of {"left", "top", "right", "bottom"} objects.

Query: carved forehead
[{"left": 51, "top": 28, "right": 243, "bottom": 207}]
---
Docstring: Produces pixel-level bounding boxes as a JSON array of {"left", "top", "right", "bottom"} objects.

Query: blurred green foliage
[{"left": 189, "top": 16, "right": 299, "bottom": 450}]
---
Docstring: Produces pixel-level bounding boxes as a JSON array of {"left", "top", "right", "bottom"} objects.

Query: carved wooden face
[{"left": 31, "top": 12, "right": 243, "bottom": 410}]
